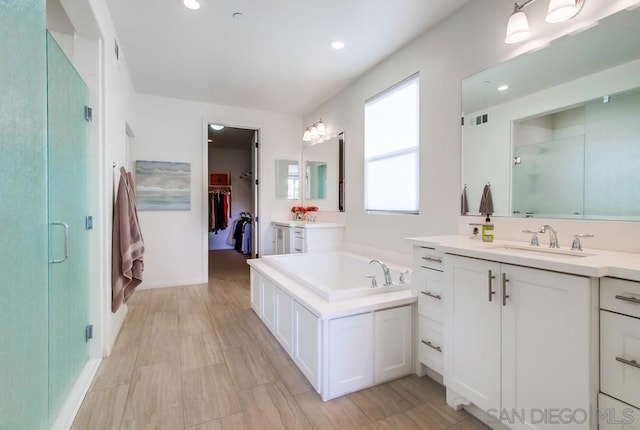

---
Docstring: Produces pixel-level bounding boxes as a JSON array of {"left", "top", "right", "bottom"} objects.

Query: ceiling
[{"left": 105, "top": 0, "right": 470, "bottom": 114}]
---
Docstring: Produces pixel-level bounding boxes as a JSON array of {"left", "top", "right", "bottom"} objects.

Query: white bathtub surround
[
  {"left": 248, "top": 251, "right": 416, "bottom": 401},
  {"left": 407, "top": 234, "right": 640, "bottom": 430}
]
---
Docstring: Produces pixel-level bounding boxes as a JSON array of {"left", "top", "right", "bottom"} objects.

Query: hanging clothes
[
  {"left": 209, "top": 191, "right": 231, "bottom": 233},
  {"left": 112, "top": 166, "right": 144, "bottom": 313}
]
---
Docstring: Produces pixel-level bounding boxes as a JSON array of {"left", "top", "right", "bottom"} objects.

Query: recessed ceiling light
[
  {"left": 498, "top": 85, "right": 510, "bottom": 91},
  {"left": 233, "top": 12, "right": 245, "bottom": 21},
  {"left": 182, "top": 0, "right": 200, "bottom": 10},
  {"left": 210, "top": 124, "right": 224, "bottom": 131},
  {"left": 330, "top": 40, "right": 345, "bottom": 50}
]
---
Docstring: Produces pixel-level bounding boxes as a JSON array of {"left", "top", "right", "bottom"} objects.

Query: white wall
[
  {"left": 208, "top": 147, "right": 252, "bottom": 250},
  {"left": 303, "top": 0, "right": 639, "bottom": 255},
  {"left": 131, "top": 94, "right": 301, "bottom": 288},
  {"left": 60, "top": 0, "right": 139, "bottom": 356}
]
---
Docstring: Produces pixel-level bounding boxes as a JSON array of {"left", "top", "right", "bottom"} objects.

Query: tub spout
[{"left": 369, "top": 259, "right": 393, "bottom": 286}]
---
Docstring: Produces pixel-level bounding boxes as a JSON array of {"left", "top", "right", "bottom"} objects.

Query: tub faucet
[
  {"left": 539, "top": 225, "right": 560, "bottom": 248},
  {"left": 369, "top": 259, "right": 393, "bottom": 286}
]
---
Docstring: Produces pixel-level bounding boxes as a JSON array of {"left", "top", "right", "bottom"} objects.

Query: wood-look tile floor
[{"left": 73, "top": 250, "right": 489, "bottom": 430}]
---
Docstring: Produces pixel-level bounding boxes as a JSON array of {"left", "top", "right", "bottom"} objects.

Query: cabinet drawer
[
  {"left": 417, "top": 247, "right": 444, "bottom": 271},
  {"left": 602, "top": 278, "right": 640, "bottom": 319},
  {"left": 601, "top": 310, "right": 640, "bottom": 409},
  {"left": 418, "top": 315, "right": 443, "bottom": 374},
  {"left": 598, "top": 393, "right": 640, "bottom": 429},
  {"left": 294, "top": 227, "right": 305, "bottom": 238},
  {"left": 418, "top": 291, "right": 443, "bottom": 323}
]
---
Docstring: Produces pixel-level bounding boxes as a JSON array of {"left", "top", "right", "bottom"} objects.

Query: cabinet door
[
  {"left": 250, "top": 269, "right": 261, "bottom": 314},
  {"left": 261, "top": 277, "right": 275, "bottom": 333},
  {"left": 445, "top": 255, "right": 501, "bottom": 412},
  {"left": 375, "top": 306, "right": 412, "bottom": 383},
  {"left": 274, "top": 286, "right": 294, "bottom": 354},
  {"left": 328, "top": 313, "right": 374, "bottom": 398},
  {"left": 501, "top": 265, "right": 592, "bottom": 430},
  {"left": 293, "top": 301, "right": 320, "bottom": 392}
]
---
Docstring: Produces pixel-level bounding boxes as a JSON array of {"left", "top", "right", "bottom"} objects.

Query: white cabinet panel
[
  {"left": 601, "top": 277, "right": 640, "bottom": 319},
  {"left": 601, "top": 310, "right": 640, "bottom": 410},
  {"left": 293, "top": 301, "right": 320, "bottom": 392},
  {"left": 274, "top": 286, "right": 293, "bottom": 354},
  {"left": 599, "top": 393, "right": 640, "bottom": 430},
  {"left": 445, "top": 255, "right": 501, "bottom": 413},
  {"left": 418, "top": 315, "right": 443, "bottom": 374},
  {"left": 374, "top": 306, "right": 413, "bottom": 383},
  {"left": 501, "top": 264, "right": 592, "bottom": 430},
  {"left": 328, "top": 313, "right": 373, "bottom": 398},
  {"left": 250, "top": 270, "right": 261, "bottom": 314},
  {"left": 261, "top": 277, "right": 275, "bottom": 333}
]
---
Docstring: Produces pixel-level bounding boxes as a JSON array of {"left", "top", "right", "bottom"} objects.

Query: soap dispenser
[{"left": 481, "top": 216, "right": 494, "bottom": 243}]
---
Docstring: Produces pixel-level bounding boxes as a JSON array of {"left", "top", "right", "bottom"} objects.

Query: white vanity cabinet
[
  {"left": 271, "top": 221, "right": 344, "bottom": 254},
  {"left": 445, "top": 254, "right": 596, "bottom": 429},
  {"left": 273, "top": 223, "right": 291, "bottom": 254},
  {"left": 600, "top": 277, "right": 640, "bottom": 428},
  {"left": 413, "top": 246, "right": 445, "bottom": 375}
]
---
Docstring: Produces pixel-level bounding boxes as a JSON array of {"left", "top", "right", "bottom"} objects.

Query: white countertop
[
  {"left": 247, "top": 259, "right": 416, "bottom": 320},
  {"left": 406, "top": 235, "right": 640, "bottom": 282},
  {"left": 271, "top": 220, "right": 344, "bottom": 229}
]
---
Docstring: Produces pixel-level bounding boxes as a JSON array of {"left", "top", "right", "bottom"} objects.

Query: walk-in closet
[{"left": 207, "top": 125, "right": 259, "bottom": 262}]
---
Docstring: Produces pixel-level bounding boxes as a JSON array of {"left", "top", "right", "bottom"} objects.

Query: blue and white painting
[{"left": 136, "top": 160, "right": 191, "bottom": 211}]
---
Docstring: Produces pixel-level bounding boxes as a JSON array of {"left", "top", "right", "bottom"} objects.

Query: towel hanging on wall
[
  {"left": 461, "top": 185, "right": 469, "bottom": 215},
  {"left": 478, "top": 183, "right": 494, "bottom": 218}
]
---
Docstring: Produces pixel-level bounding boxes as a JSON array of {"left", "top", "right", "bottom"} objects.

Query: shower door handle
[{"left": 50, "top": 221, "right": 70, "bottom": 264}]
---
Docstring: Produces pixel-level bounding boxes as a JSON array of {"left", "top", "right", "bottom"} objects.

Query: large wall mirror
[
  {"left": 302, "top": 132, "right": 345, "bottom": 211},
  {"left": 461, "top": 7, "right": 640, "bottom": 220}
]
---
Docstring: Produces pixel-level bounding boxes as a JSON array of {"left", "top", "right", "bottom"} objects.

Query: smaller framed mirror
[
  {"left": 275, "top": 159, "right": 300, "bottom": 200},
  {"left": 301, "top": 132, "right": 345, "bottom": 211}
]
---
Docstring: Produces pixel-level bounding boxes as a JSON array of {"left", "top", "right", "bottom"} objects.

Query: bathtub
[{"left": 261, "top": 251, "right": 411, "bottom": 301}]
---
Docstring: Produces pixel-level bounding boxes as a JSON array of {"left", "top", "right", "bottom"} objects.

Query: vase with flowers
[{"left": 291, "top": 206, "right": 306, "bottom": 220}]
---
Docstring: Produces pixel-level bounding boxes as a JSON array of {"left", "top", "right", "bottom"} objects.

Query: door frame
[{"left": 200, "top": 119, "right": 261, "bottom": 281}]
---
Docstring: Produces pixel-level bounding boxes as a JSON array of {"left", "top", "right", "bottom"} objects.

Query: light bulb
[
  {"left": 303, "top": 130, "right": 311, "bottom": 141},
  {"left": 316, "top": 121, "right": 326, "bottom": 137},
  {"left": 546, "top": 0, "right": 582, "bottom": 23},
  {"left": 183, "top": 0, "right": 200, "bottom": 10},
  {"left": 505, "top": 10, "right": 531, "bottom": 44}
]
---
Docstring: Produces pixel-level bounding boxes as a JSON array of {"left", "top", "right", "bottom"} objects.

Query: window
[{"left": 364, "top": 74, "right": 419, "bottom": 213}]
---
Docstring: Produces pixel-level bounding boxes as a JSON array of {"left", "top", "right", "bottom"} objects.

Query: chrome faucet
[
  {"left": 369, "top": 259, "right": 393, "bottom": 286},
  {"left": 539, "top": 225, "right": 560, "bottom": 248}
]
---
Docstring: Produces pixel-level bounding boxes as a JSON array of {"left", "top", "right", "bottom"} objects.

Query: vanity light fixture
[
  {"left": 303, "top": 120, "right": 326, "bottom": 142},
  {"left": 182, "top": 0, "right": 201, "bottom": 10},
  {"left": 505, "top": 0, "right": 585, "bottom": 44}
]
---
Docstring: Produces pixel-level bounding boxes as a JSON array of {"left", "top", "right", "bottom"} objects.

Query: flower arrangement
[
  {"left": 291, "top": 206, "right": 307, "bottom": 214},
  {"left": 305, "top": 206, "right": 319, "bottom": 212}
]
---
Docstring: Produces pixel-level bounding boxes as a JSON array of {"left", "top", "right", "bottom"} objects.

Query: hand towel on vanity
[
  {"left": 478, "top": 183, "right": 494, "bottom": 217},
  {"left": 461, "top": 186, "right": 469, "bottom": 215},
  {"left": 112, "top": 166, "right": 145, "bottom": 313}
]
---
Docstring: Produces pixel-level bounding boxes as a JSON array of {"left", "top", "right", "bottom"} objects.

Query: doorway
[{"left": 205, "top": 124, "right": 260, "bottom": 274}]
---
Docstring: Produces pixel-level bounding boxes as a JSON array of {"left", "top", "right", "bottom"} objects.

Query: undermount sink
[{"left": 487, "top": 244, "right": 594, "bottom": 258}]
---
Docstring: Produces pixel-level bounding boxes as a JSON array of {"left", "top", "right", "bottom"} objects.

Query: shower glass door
[{"left": 46, "top": 32, "right": 90, "bottom": 425}]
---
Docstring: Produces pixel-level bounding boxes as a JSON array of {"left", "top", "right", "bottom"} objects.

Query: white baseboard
[{"left": 51, "top": 358, "right": 102, "bottom": 430}]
